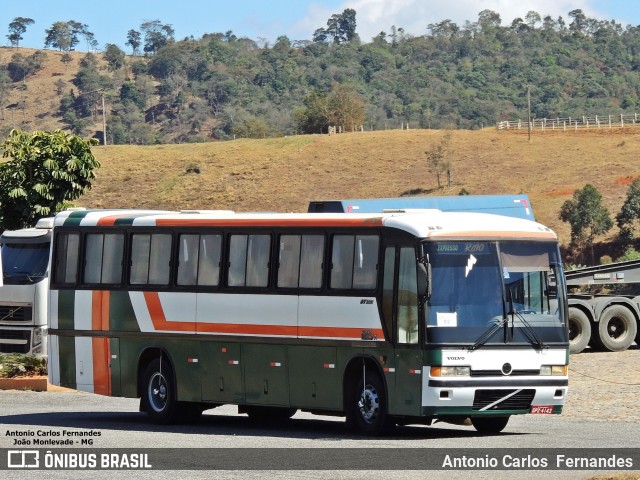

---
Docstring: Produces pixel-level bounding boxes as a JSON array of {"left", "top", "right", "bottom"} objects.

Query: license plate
[{"left": 530, "top": 405, "right": 554, "bottom": 414}]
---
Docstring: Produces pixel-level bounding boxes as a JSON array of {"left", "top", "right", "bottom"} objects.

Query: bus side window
[
  {"left": 130, "top": 233, "right": 171, "bottom": 285},
  {"left": 278, "top": 235, "right": 301, "bottom": 288},
  {"left": 198, "top": 235, "right": 221, "bottom": 286},
  {"left": 130, "top": 234, "right": 151, "bottom": 284},
  {"left": 330, "top": 234, "right": 378, "bottom": 290},
  {"left": 228, "top": 234, "right": 270, "bottom": 287},
  {"left": 330, "top": 235, "right": 354, "bottom": 289},
  {"left": 54, "top": 232, "right": 80, "bottom": 285},
  {"left": 299, "top": 235, "right": 324, "bottom": 288},
  {"left": 397, "top": 247, "right": 418, "bottom": 344},
  {"left": 278, "top": 234, "right": 325, "bottom": 289},
  {"left": 84, "top": 233, "right": 124, "bottom": 284},
  {"left": 177, "top": 235, "right": 199, "bottom": 286},
  {"left": 352, "top": 235, "right": 379, "bottom": 289},
  {"left": 246, "top": 235, "right": 270, "bottom": 287}
]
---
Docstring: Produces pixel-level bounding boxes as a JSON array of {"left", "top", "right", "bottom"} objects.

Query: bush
[{"left": 0, "top": 353, "right": 47, "bottom": 378}]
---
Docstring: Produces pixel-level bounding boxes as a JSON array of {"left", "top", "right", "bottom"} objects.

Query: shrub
[{"left": 0, "top": 353, "right": 47, "bottom": 378}]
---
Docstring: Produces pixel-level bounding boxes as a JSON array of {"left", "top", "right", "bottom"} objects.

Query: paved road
[{"left": 0, "top": 389, "right": 638, "bottom": 479}]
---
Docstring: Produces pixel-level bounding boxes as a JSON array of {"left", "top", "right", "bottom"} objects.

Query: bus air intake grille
[
  {"left": 471, "top": 369, "right": 540, "bottom": 377},
  {"left": 472, "top": 389, "right": 536, "bottom": 411}
]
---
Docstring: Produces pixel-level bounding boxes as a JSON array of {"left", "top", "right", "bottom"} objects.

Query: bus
[
  {"left": 47, "top": 208, "right": 569, "bottom": 435},
  {"left": 0, "top": 217, "right": 53, "bottom": 355}
]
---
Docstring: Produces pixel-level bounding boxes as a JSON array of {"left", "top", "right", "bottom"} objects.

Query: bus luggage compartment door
[{"left": 243, "top": 344, "right": 289, "bottom": 406}]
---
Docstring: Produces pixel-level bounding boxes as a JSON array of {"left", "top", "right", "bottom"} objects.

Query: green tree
[
  {"left": 44, "top": 21, "right": 75, "bottom": 51},
  {"left": 616, "top": 179, "right": 640, "bottom": 240},
  {"left": 313, "top": 9, "right": 357, "bottom": 44},
  {"left": 326, "top": 84, "right": 365, "bottom": 130},
  {"left": 126, "top": 29, "right": 142, "bottom": 55},
  {"left": 103, "top": 44, "right": 126, "bottom": 71},
  {"left": 293, "top": 91, "right": 328, "bottom": 133},
  {"left": 7, "top": 17, "right": 34, "bottom": 48},
  {"left": 141, "top": 20, "right": 175, "bottom": 54},
  {"left": 0, "top": 129, "right": 100, "bottom": 230},
  {"left": 60, "top": 53, "right": 73, "bottom": 69},
  {"left": 559, "top": 184, "right": 613, "bottom": 263}
]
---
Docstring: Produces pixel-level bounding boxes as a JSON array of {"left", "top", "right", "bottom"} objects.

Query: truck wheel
[
  {"left": 568, "top": 308, "right": 591, "bottom": 354},
  {"left": 142, "top": 358, "right": 179, "bottom": 424},
  {"left": 470, "top": 416, "right": 510, "bottom": 434},
  {"left": 597, "top": 305, "right": 638, "bottom": 352}
]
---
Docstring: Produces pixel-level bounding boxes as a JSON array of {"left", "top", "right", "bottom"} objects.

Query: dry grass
[{"left": 2, "top": 48, "right": 640, "bottom": 247}]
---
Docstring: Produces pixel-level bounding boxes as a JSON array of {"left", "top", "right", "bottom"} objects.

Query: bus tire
[
  {"left": 141, "top": 358, "right": 179, "bottom": 424},
  {"left": 597, "top": 305, "right": 638, "bottom": 352},
  {"left": 346, "top": 370, "right": 392, "bottom": 436},
  {"left": 470, "top": 416, "right": 510, "bottom": 434},
  {"left": 568, "top": 308, "right": 591, "bottom": 354}
]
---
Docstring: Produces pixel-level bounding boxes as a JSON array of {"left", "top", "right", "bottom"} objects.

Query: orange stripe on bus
[
  {"left": 92, "top": 337, "right": 111, "bottom": 396},
  {"left": 101, "top": 291, "right": 110, "bottom": 331},
  {"left": 197, "top": 322, "right": 297, "bottom": 336},
  {"left": 91, "top": 291, "right": 110, "bottom": 331},
  {"left": 155, "top": 218, "right": 382, "bottom": 228},
  {"left": 143, "top": 291, "right": 197, "bottom": 332},
  {"left": 97, "top": 215, "right": 131, "bottom": 226},
  {"left": 142, "top": 292, "right": 382, "bottom": 339},
  {"left": 298, "top": 326, "right": 384, "bottom": 339}
]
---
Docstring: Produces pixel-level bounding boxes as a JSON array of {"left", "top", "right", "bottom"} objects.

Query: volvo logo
[{"left": 501, "top": 363, "right": 513, "bottom": 375}]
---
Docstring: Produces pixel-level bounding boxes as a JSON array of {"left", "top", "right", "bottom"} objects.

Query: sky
[{"left": 2, "top": 0, "right": 640, "bottom": 52}]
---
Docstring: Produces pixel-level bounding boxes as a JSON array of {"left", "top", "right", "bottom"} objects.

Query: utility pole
[
  {"left": 101, "top": 91, "right": 107, "bottom": 146},
  {"left": 527, "top": 85, "right": 532, "bottom": 143},
  {"left": 77, "top": 88, "right": 107, "bottom": 145}
]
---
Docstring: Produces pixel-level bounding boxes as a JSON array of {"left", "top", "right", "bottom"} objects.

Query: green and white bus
[{"left": 48, "top": 208, "right": 569, "bottom": 435}]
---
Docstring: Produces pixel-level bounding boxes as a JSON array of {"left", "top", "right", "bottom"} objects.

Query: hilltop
[{"left": 76, "top": 127, "right": 640, "bottom": 249}]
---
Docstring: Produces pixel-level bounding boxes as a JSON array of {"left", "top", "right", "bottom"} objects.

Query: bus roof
[
  {"left": 308, "top": 194, "right": 534, "bottom": 220},
  {"left": 54, "top": 209, "right": 556, "bottom": 241}
]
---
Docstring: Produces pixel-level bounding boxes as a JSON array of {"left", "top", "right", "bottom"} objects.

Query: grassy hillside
[
  {"left": 76, "top": 127, "right": 640, "bottom": 248},
  {"left": 2, "top": 48, "right": 640, "bottom": 252},
  {"left": 0, "top": 48, "right": 89, "bottom": 133}
]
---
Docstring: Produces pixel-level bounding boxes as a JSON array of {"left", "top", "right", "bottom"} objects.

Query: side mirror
[{"left": 417, "top": 261, "right": 431, "bottom": 300}]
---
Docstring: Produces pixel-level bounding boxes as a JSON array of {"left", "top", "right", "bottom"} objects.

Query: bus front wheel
[
  {"left": 142, "top": 358, "right": 178, "bottom": 424},
  {"left": 347, "top": 370, "right": 392, "bottom": 436},
  {"left": 470, "top": 416, "right": 510, "bottom": 434}
]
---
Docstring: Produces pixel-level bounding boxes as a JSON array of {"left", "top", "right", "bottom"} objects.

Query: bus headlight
[
  {"left": 540, "top": 365, "right": 567, "bottom": 376},
  {"left": 431, "top": 366, "right": 470, "bottom": 377}
]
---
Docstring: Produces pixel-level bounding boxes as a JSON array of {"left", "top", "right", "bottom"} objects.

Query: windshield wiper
[
  {"left": 3, "top": 271, "right": 41, "bottom": 283},
  {"left": 511, "top": 310, "right": 547, "bottom": 350},
  {"left": 468, "top": 317, "right": 507, "bottom": 351}
]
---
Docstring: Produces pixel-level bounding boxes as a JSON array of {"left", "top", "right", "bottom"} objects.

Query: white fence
[{"left": 497, "top": 114, "right": 640, "bottom": 132}]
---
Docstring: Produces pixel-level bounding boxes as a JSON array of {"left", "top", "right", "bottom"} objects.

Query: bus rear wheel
[
  {"left": 347, "top": 370, "right": 392, "bottom": 436},
  {"left": 470, "top": 416, "right": 510, "bottom": 434},
  {"left": 142, "top": 358, "right": 179, "bottom": 424}
]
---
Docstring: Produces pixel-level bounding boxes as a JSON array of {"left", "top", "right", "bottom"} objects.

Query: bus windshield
[
  {"left": 424, "top": 241, "right": 567, "bottom": 346},
  {"left": 1, "top": 243, "right": 50, "bottom": 284}
]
